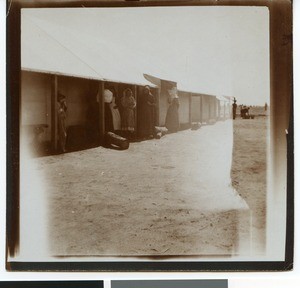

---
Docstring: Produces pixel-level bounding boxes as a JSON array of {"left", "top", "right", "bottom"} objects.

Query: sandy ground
[
  {"left": 18, "top": 117, "right": 268, "bottom": 259},
  {"left": 231, "top": 116, "right": 267, "bottom": 254},
  {"left": 27, "top": 120, "right": 249, "bottom": 257}
]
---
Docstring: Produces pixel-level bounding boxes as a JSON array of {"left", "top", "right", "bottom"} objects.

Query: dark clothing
[
  {"left": 241, "top": 107, "right": 250, "bottom": 119},
  {"left": 165, "top": 97, "right": 180, "bottom": 133},
  {"left": 141, "top": 92, "right": 156, "bottom": 136},
  {"left": 57, "top": 102, "right": 67, "bottom": 152},
  {"left": 232, "top": 103, "right": 237, "bottom": 119},
  {"left": 86, "top": 102, "right": 99, "bottom": 144}
]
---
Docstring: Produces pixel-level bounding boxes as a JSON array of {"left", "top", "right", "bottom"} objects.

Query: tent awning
[{"left": 21, "top": 14, "right": 155, "bottom": 87}]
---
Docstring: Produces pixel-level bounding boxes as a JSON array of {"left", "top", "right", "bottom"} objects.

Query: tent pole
[
  {"left": 51, "top": 74, "right": 58, "bottom": 152},
  {"left": 99, "top": 81, "right": 105, "bottom": 144},
  {"left": 189, "top": 93, "right": 192, "bottom": 125},
  {"left": 156, "top": 87, "right": 160, "bottom": 126},
  {"left": 209, "top": 97, "right": 211, "bottom": 122},
  {"left": 134, "top": 85, "right": 138, "bottom": 137},
  {"left": 214, "top": 98, "right": 217, "bottom": 121},
  {"left": 200, "top": 94, "right": 203, "bottom": 124}
]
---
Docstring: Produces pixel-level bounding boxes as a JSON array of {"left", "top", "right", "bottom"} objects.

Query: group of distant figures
[
  {"left": 232, "top": 98, "right": 268, "bottom": 120},
  {"left": 232, "top": 99, "right": 251, "bottom": 120},
  {"left": 100, "top": 85, "right": 179, "bottom": 140},
  {"left": 57, "top": 85, "right": 180, "bottom": 153},
  {"left": 240, "top": 105, "right": 251, "bottom": 119}
]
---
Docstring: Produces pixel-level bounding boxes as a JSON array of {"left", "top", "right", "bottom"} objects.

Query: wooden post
[
  {"left": 214, "top": 98, "right": 216, "bottom": 121},
  {"left": 219, "top": 101, "right": 225, "bottom": 120},
  {"left": 214, "top": 98, "right": 217, "bottom": 121},
  {"left": 134, "top": 85, "right": 138, "bottom": 135},
  {"left": 214, "top": 99, "right": 216, "bottom": 121},
  {"left": 200, "top": 94, "right": 203, "bottom": 124},
  {"left": 208, "top": 97, "right": 211, "bottom": 122},
  {"left": 156, "top": 87, "right": 161, "bottom": 126},
  {"left": 189, "top": 93, "right": 192, "bottom": 125},
  {"left": 99, "top": 81, "right": 105, "bottom": 144},
  {"left": 51, "top": 74, "right": 58, "bottom": 152}
]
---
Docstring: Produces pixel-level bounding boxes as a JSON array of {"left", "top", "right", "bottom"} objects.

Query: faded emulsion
[{"left": 6, "top": 0, "right": 293, "bottom": 271}]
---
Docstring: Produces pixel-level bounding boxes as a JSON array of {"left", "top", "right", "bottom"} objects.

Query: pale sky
[{"left": 22, "top": 6, "right": 270, "bottom": 105}]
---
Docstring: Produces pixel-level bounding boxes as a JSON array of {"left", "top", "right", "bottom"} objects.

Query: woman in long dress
[
  {"left": 143, "top": 85, "right": 156, "bottom": 138},
  {"left": 165, "top": 95, "right": 180, "bottom": 133},
  {"left": 104, "top": 89, "right": 114, "bottom": 133},
  {"left": 109, "top": 94, "right": 121, "bottom": 132},
  {"left": 121, "top": 88, "right": 136, "bottom": 139},
  {"left": 104, "top": 89, "right": 122, "bottom": 133},
  {"left": 57, "top": 93, "right": 67, "bottom": 153}
]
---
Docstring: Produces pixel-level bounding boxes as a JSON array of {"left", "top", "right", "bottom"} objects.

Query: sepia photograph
[{"left": 6, "top": 0, "right": 293, "bottom": 271}]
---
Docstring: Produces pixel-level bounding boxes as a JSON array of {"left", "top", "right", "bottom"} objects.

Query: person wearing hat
[{"left": 232, "top": 97, "right": 237, "bottom": 120}]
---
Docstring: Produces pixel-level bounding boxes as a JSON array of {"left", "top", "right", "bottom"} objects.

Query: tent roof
[
  {"left": 20, "top": 7, "right": 269, "bottom": 105},
  {"left": 21, "top": 14, "right": 154, "bottom": 87},
  {"left": 21, "top": 9, "right": 233, "bottom": 97}
]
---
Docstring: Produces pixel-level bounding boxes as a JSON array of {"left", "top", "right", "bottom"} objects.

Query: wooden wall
[
  {"left": 178, "top": 91, "right": 190, "bottom": 126},
  {"left": 58, "top": 75, "right": 90, "bottom": 127},
  {"left": 21, "top": 71, "right": 52, "bottom": 142},
  {"left": 191, "top": 95, "right": 201, "bottom": 122}
]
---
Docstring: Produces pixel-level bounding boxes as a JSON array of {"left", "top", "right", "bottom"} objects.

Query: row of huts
[
  {"left": 21, "top": 13, "right": 232, "bottom": 155},
  {"left": 21, "top": 69, "right": 232, "bottom": 154}
]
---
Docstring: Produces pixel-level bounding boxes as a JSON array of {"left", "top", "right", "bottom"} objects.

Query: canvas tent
[
  {"left": 21, "top": 10, "right": 231, "bottom": 154},
  {"left": 217, "top": 95, "right": 232, "bottom": 120},
  {"left": 21, "top": 14, "right": 160, "bottom": 153},
  {"left": 144, "top": 74, "right": 226, "bottom": 128}
]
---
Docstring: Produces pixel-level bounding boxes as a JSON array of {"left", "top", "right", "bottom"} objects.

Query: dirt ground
[
  {"left": 26, "top": 118, "right": 267, "bottom": 258},
  {"left": 231, "top": 116, "right": 268, "bottom": 254}
]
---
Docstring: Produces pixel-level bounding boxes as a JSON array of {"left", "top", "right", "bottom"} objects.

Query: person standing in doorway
[
  {"left": 143, "top": 85, "right": 156, "bottom": 138},
  {"left": 104, "top": 88, "right": 122, "bottom": 133},
  {"left": 121, "top": 88, "right": 136, "bottom": 139},
  {"left": 109, "top": 88, "right": 122, "bottom": 133},
  {"left": 104, "top": 89, "right": 114, "bottom": 133},
  {"left": 165, "top": 87, "right": 180, "bottom": 133},
  {"left": 57, "top": 93, "right": 67, "bottom": 153}
]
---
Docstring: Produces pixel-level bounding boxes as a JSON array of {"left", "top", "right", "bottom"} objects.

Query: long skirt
[
  {"left": 165, "top": 104, "right": 179, "bottom": 133},
  {"left": 58, "top": 113, "right": 67, "bottom": 152},
  {"left": 122, "top": 108, "right": 135, "bottom": 131}
]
